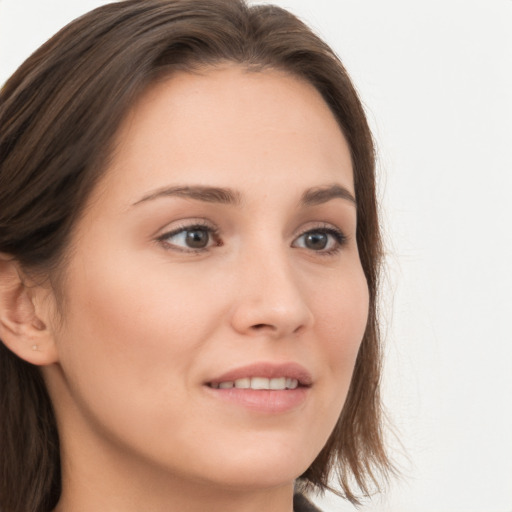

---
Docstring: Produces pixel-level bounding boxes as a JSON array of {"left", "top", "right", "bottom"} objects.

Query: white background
[{"left": 1, "top": 1, "right": 511, "bottom": 511}]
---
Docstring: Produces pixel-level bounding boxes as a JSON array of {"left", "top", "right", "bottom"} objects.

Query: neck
[
  {"left": 55, "top": 479, "right": 295, "bottom": 512},
  {"left": 55, "top": 475, "right": 295, "bottom": 512}
]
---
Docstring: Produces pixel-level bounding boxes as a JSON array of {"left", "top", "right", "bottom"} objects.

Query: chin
[
  {"left": 203, "top": 464, "right": 305, "bottom": 492},
  {"left": 186, "top": 441, "right": 315, "bottom": 491}
]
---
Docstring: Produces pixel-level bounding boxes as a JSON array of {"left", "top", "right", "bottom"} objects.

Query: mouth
[
  {"left": 205, "top": 361, "right": 312, "bottom": 390},
  {"left": 204, "top": 362, "right": 312, "bottom": 413}
]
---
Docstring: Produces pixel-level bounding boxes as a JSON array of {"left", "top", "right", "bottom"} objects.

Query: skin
[{"left": 34, "top": 66, "right": 369, "bottom": 512}]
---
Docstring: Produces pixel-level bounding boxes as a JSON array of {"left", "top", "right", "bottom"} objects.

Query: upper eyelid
[
  {"left": 157, "top": 220, "right": 345, "bottom": 236},
  {"left": 156, "top": 219, "right": 216, "bottom": 236},
  {"left": 294, "top": 222, "right": 347, "bottom": 237},
  {"left": 158, "top": 218, "right": 346, "bottom": 231}
]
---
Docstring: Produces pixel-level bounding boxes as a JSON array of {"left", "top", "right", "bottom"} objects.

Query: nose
[{"left": 229, "top": 248, "right": 314, "bottom": 339}]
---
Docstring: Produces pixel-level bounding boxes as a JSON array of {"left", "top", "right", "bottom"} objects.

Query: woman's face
[{"left": 44, "top": 66, "right": 369, "bottom": 492}]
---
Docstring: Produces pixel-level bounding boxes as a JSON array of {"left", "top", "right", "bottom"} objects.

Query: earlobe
[{"left": 0, "top": 253, "right": 59, "bottom": 366}]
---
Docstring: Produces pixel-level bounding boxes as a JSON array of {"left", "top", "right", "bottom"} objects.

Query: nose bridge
[{"left": 230, "top": 241, "right": 313, "bottom": 337}]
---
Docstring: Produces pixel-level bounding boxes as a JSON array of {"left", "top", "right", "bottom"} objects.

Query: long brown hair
[{"left": 0, "top": 1, "right": 390, "bottom": 510}]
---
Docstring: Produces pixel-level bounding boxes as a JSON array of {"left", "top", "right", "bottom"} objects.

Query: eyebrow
[
  {"left": 132, "top": 185, "right": 242, "bottom": 207},
  {"left": 132, "top": 183, "right": 356, "bottom": 208},
  {"left": 300, "top": 184, "right": 356, "bottom": 207}
]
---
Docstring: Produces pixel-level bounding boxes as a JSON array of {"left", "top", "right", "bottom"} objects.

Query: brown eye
[
  {"left": 304, "top": 232, "right": 328, "bottom": 250},
  {"left": 185, "top": 228, "right": 210, "bottom": 248}
]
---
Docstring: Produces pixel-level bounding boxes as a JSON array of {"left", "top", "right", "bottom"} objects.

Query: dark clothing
[{"left": 293, "top": 493, "right": 322, "bottom": 512}]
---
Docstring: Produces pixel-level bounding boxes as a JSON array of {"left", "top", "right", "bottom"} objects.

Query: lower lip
[{"left": 204, "top": 386, "right": 309, "bottom": 414}]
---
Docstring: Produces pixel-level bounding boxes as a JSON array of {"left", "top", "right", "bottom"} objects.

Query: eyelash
[{"left": 156, "top": 222, "right": 347, "bottom": 255}]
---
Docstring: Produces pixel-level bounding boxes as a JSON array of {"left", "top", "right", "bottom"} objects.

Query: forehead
[{"left": 94, "top": 65, "right": 354, "bottom": 208}]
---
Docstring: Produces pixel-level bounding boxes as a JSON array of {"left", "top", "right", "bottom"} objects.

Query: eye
[
  {"left": 292, "top": 227, "right": 346, "bottom": 253},
  {"left": 157, "top": 223, "right": 220, "bottom": 252}
]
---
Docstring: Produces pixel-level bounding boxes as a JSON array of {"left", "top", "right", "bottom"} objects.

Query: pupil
[
  {"left": 186, "top": 229, "right": 209, "bottom": 248},
  {"left": 305, "top": 232, "right": 327, "bottom": 250}
]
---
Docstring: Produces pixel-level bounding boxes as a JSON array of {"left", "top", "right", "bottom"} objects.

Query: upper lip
[{"left": 206, "top": 362, "right": 313, "bottom": 387}]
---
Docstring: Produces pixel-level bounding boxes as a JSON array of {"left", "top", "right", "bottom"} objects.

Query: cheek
[
  {"left": 62, "top": 240, "right": 213, "bottom": 346},
  {"left": 53, "top": 247, "right": 218, "bottom": 416},
  {"left": 312, "top": 267, "right": 369, "bottom": 404},
  {"left": 319, "top": 264, "right": 368, "bottom": 344}
]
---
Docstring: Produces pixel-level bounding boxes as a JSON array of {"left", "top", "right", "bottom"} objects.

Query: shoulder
[{"left": 293, "top": 493, "right": 323, "bottom": 512}]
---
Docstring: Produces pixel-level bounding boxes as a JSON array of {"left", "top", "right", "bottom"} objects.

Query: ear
[{"left": 0, "top": 253, "right": 59, "bottom": 366}]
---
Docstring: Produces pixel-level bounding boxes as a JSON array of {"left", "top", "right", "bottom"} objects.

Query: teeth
[
  {"left": 211, "top": 377, "right": 300, "bottom": 390},
  {"left": 251, "top": 377, "right": 270, "bottom": 389},
  {"left": 286, "top": 378, "right": 299, "bottom": 390},
  {"left": 270, "top": 377, "right": 286, "bottom": 390},
  {"left": 234, "top": 377, "right": 250, "bottom": 389}
]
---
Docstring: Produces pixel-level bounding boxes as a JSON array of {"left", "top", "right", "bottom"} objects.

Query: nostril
[{"left": 251, "top": 323, "right": 273, "bottom": 330}]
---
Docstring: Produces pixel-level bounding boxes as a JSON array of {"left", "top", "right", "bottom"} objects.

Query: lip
[{"left": 203, "top": 361, "right": 312, "bottom": 414}]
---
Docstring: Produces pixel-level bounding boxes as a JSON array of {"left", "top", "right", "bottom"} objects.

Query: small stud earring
[{"left": 31, "top": 345, "right": 38, "bottom": 351}]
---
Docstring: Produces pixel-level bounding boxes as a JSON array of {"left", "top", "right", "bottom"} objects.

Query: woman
[{"left": 0, "top": 1, "right": 391, "bottom": 511}]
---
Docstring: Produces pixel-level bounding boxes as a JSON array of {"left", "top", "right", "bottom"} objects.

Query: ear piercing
[{"left": 31, "top": 345, "right": 38, "bottom": 351}]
